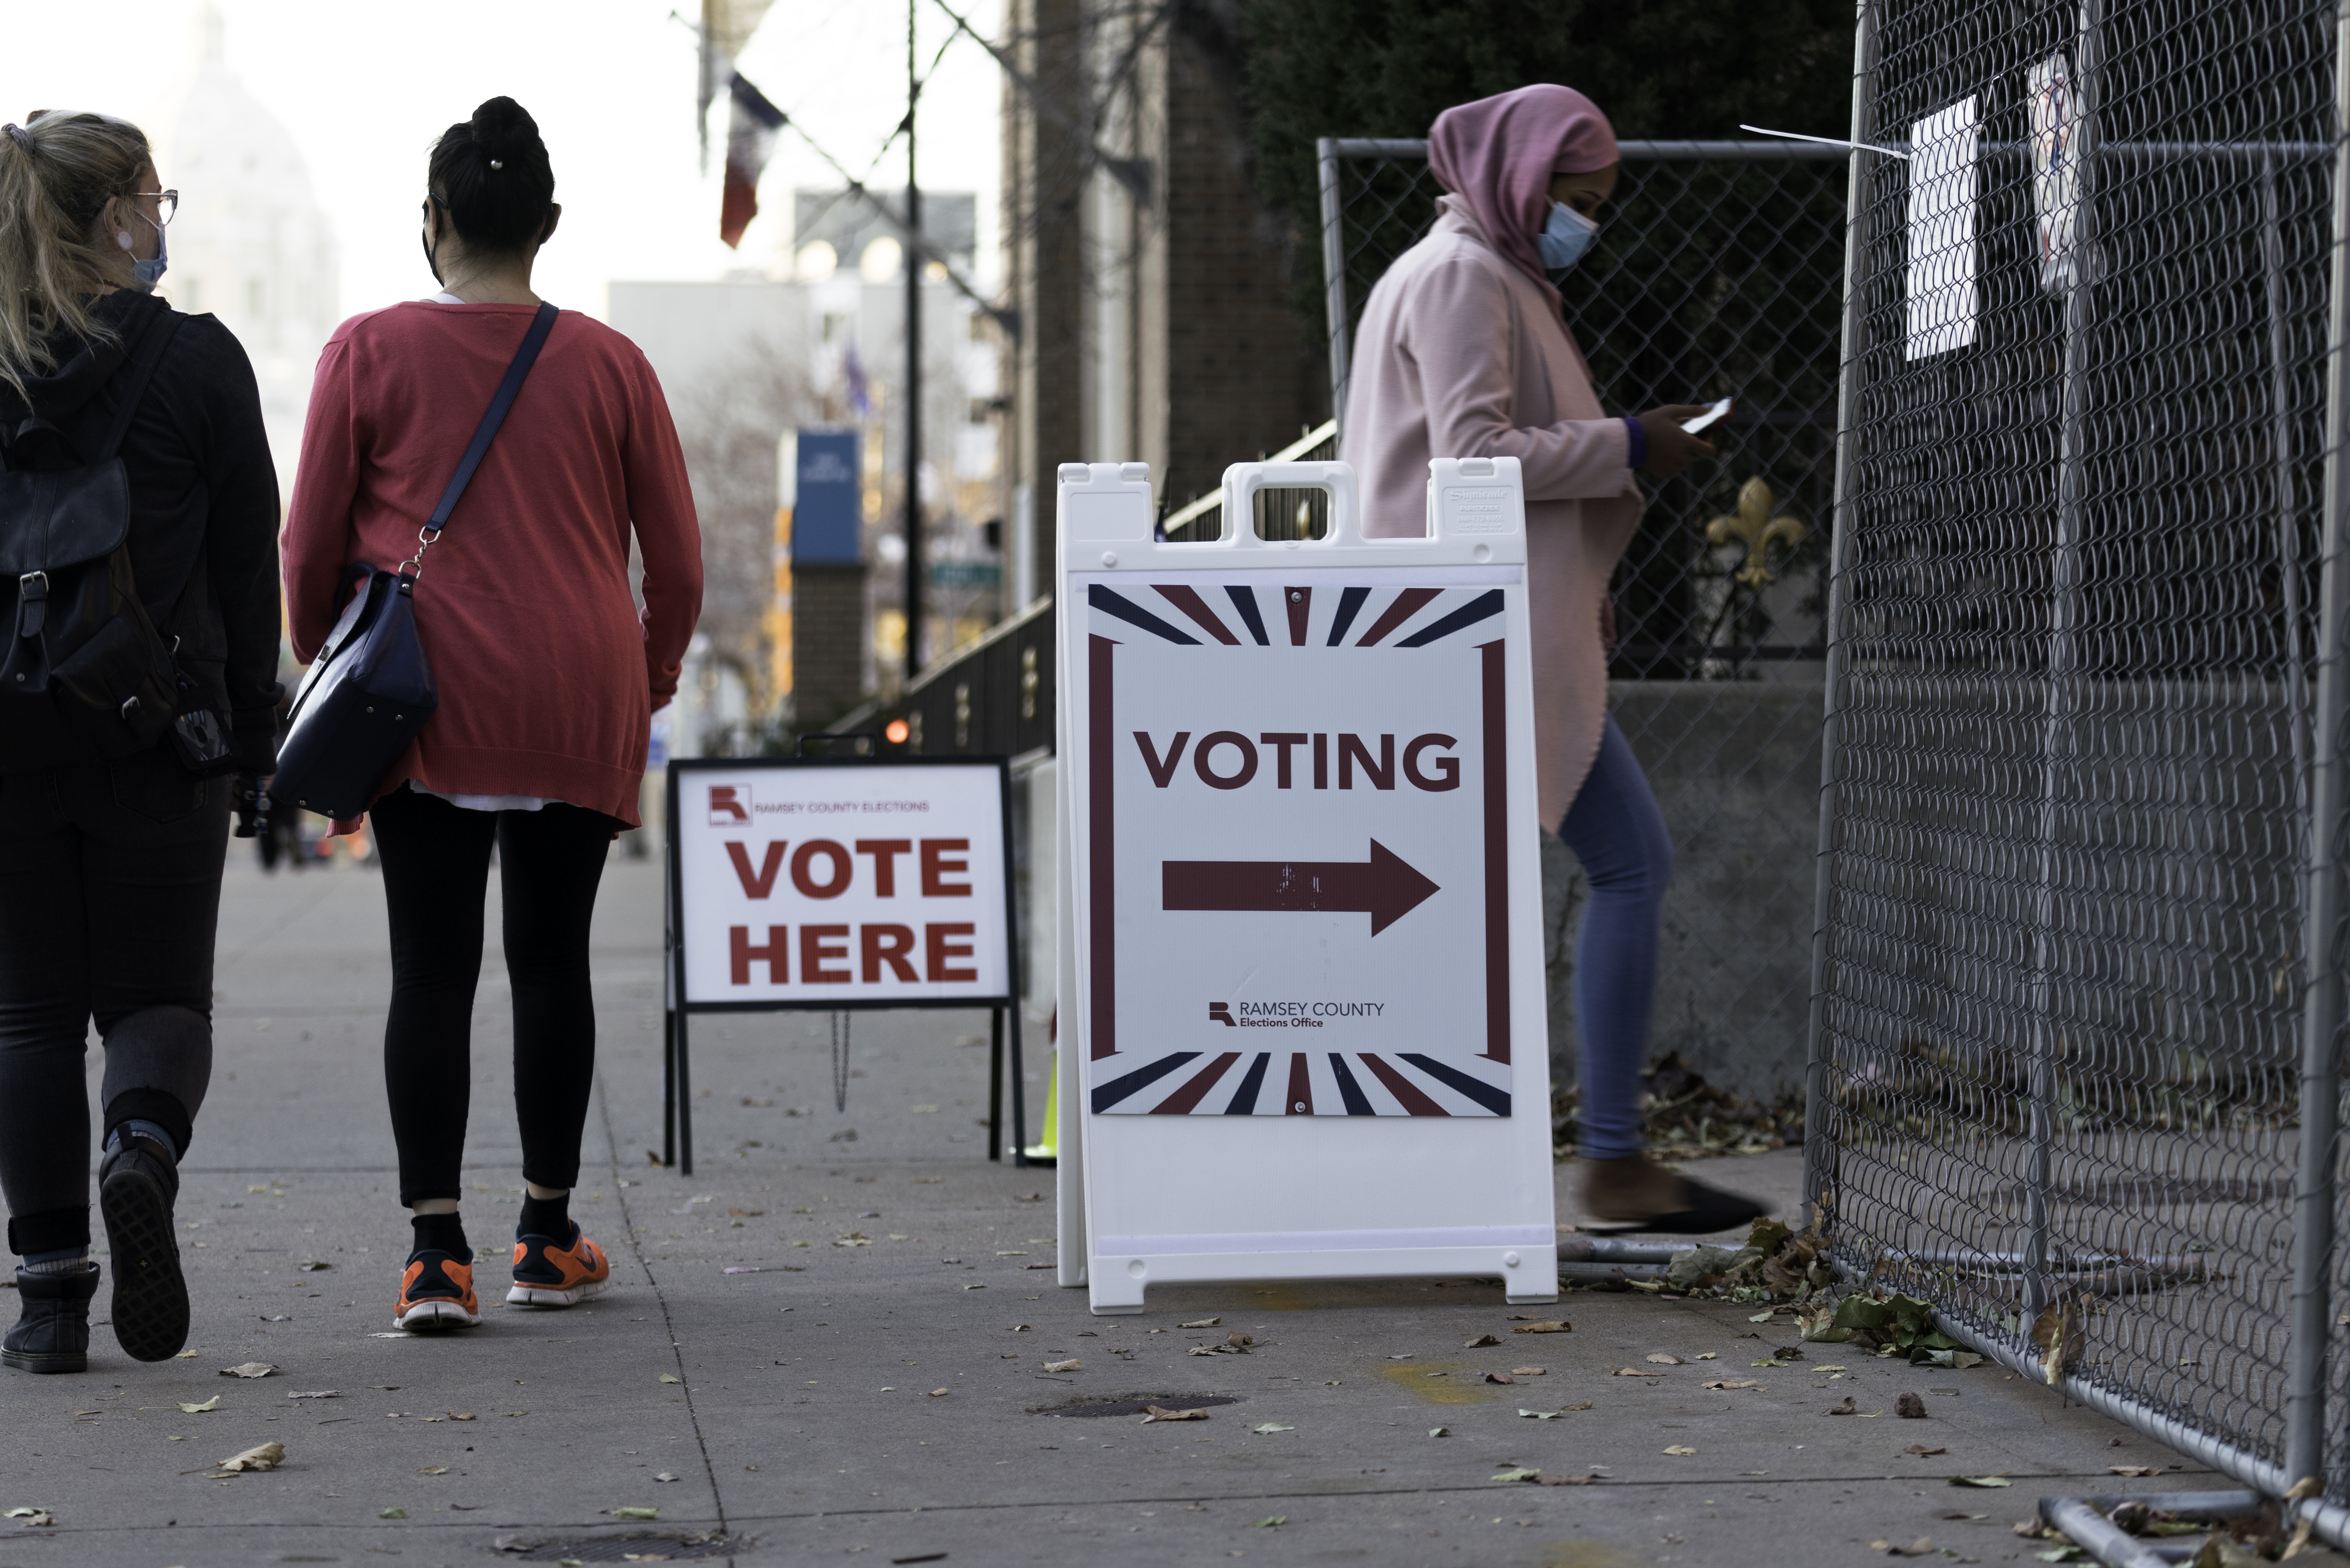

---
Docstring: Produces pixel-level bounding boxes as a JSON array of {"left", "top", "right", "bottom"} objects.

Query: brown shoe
[{"left": 1582, "top": 1153, "right": 1768, "bottom": 1235}]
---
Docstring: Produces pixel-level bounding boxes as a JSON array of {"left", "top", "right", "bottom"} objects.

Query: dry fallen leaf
[
  {"left": 1694, "top": 1352, "right": 1718, "bottom": 1361},
  {"left": 658, "top": 1375, "right": 682, "bottom": 1385},
  {"left": 1483, "top": 1372, "right": 1513, "bottom": 1385},
  {"left": 1904, "top": 1444, "right": 1949, "bottom": 1457},
  {"left": 1704, "top": 1379, "right": 1762, "bottom": 1391},
  {"left": 1491, "top": 1467, "right": 1542, "bottom": 1483},
  {"left": 418, "top": 1465, "right": 449, "bottom": 1475},
  {"left": 1559, "top": 1401, "right": 1593, "bottom": 1411},
  {"left": 1613, "top": 1367, "right": 1658, "bottom": 1378},
  {"left": 928, "top": 1389, "right": 949, "bottom": 1398},
  {"left": 1428, "top": 1426, "right": 1450, "bottom": 1437},
  {"left": 1179, "top": 1317, "right": 1221, "bottom": 1328},
  {"left": 654, "top": 1472, "right": 680, "bottom": 1483},
  {"left": 1949, "top": 1475, "right": 2013, "bottom": 1488},
  {"left": 215, "top": 1441, "right": 284, "bottom": 1474},
  {"left": 1511, "top": 1320, "right": 1570, "bottom": 1335},
  {"left": 219, "top": 1363, "right": 279, "bottom": 1379},
  {"left": 176, "top": 1396, "right": 221, "bottom": 1414},
  {"left": 1463, "top": 1334, "right": 1501, "bottom": 1347},
  {"left": 2029, "top": 1295, "right": 2082, "bottom": 1388},
  {"left": 1541, "top": 1474, "right": 1600, "bottom": 1487},
  {"left": 1518, "top": 1408, "right": 1559, "bottom": 1420},
  {"left": 1141, "top": 1405, "right": 1209, "bottom": 1423},
  {"left": 1511, "top": 1366, "right": 1546, "bottom": 1376},
  {"left": 1662, "top": 1444, "right": 1697, "bottom": 1456},
  {"left": 1828, "top": 1396, "right": 1857, "bottom": 1415},
  {"left": 1250, "top": 1423, "right": 1294, "bottom": 1434},
  {"left": 3, "top": 1509, "right": 55, "bottom": 1527},
  {"left": 285, "top": 1391, "right": 338, "bottom": 1401},
  {"left": 1645, "top": 1352, "right": 1683, "bottom": 1365},
  {"left": 609, "top": 1506, "right": 660, "bottom": 1520},
  {"left": 2106, "top": 1465, "right": 2159, "bottom": 1478},
  {"left": 1043, "top": 1359, "right": 1081, "bottom": 1373}
]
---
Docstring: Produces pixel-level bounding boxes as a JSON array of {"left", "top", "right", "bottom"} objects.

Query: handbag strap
[
  {"left": 97, "top": 305, "right": 184, "bottom": 463},
  {"left": 407, "top": 299, "right": 559, "bottom": 571}
]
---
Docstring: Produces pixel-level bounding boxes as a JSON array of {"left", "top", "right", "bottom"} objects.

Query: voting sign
[
  {"left": 1053, "top": 456, "right": 1557, "bottom": 1313},
  {"left": 671, "top": 758, "right": 1013, "bottom": 1008},
  {"left": 1082, "top": 574, "right": 1516, "bottom": 1117}
]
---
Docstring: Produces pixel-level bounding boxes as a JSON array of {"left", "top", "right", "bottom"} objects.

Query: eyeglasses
[{"left": 133, "top": 190, "right": 177, "bottom": 227}]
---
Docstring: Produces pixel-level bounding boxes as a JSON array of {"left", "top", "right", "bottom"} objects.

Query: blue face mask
[
  {"left": 133, "top": 222, "right": 168, "bottom": 290},
  {"left": 1536, "top": 200, "right": 1599, "bottom": 272},
  {"left": 118, "top": 212, "right": 167, "bottom": 291}
]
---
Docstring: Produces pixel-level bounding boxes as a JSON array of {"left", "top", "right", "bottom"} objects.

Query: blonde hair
[{"left": 0, "top": 109, "right": 153, "bottom": 405}]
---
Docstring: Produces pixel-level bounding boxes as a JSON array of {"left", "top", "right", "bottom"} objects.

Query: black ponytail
[{"left": 427, "top": 96, "right": 555, "bottom": 255}]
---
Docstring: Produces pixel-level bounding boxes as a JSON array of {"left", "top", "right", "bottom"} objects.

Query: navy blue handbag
[{"left": 272, "top": 301, "right": 557, "bottom": 819}]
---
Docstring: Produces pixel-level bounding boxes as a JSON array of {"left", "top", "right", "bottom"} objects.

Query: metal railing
[{"left": 1806, "top": 0, "right": 2350, "bottom": 1546}]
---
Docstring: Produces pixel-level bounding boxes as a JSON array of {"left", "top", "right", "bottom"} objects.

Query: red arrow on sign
[{"left": 1160, "top": 840, "right": 1441, "bottom": 936}]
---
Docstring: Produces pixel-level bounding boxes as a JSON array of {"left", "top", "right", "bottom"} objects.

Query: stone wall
[{"left": 1544, "top": 676, "right": 1827, "bottom": 1105}]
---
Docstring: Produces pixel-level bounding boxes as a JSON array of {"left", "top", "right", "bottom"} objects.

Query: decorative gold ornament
[{"left": 1705, "top": 477, "right": 1807, "bottom": 589}]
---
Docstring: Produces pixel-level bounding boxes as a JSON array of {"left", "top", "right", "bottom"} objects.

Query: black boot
[
  {"left": 3, "top": 1264, "right": 100, "bottom": 1374},
  {"left": 99, "top": 1134, "right": 187, "bottom": 1362}
]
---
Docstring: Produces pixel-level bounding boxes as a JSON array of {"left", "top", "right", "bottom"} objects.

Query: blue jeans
[{"left": 1556, "top": 715, "right": 1672, "bottom": 1159}]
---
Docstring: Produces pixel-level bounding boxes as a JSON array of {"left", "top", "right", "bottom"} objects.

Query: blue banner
[{"left": 792, "top": 430, "right": 862, "bottom": 565}]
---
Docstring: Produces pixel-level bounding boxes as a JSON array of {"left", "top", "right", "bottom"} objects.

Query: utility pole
[{"left": 903, "top": 0, "right": 925, "bottom": 684}]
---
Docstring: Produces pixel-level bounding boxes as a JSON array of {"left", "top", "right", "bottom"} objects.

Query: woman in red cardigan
[{"left": 282, "top": 98, "right": 702, "bottom": 1332}]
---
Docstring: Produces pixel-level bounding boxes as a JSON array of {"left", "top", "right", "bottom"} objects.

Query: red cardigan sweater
[{"left": 283, "top": 302, "right": 702, "bottom": 827}]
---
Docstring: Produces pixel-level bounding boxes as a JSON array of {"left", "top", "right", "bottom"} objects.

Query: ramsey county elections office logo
[{"left": 708, "top": 785, "right": 751, "bottom": 825}]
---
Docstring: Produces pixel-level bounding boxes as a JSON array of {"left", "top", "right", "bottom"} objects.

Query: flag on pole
[
  {"left": 698, "top": 0, "right": 778, "bottom": 172},
  {"left": 721, "top": 71, "right": 787, "bottom": 249},
  {"left": 842, "top": 343, "right": 872, "bottom": 419}
]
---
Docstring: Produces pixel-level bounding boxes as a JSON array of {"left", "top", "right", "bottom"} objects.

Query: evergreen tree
[{"left": 1242, "top": 0, "right": 1858, "bottom": 249}]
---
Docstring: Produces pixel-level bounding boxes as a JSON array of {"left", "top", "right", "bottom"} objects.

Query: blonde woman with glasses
[{"left": 0, "top": 110, "right": 281, "bottom": 1373}]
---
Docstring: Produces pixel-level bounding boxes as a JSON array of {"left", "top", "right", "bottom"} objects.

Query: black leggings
[
  {"left": 369, "top": 787, "right": 620, "bottom": 1207},
  {"left": 0, "top": 748, "right": 229, "bottom": 1256}
]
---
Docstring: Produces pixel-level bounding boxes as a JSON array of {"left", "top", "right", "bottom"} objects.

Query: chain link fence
[
  {"left": 1316, "top": 138, "right": 1850, "bottom": 1113},
  {"left": 1808, "top": 0, "right": 2350, "bottom": 1536}
]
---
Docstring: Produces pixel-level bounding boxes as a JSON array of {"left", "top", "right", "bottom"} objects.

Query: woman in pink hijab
[{"left": 1341, "top": 84, "right": 1761, "bottom": 1234}]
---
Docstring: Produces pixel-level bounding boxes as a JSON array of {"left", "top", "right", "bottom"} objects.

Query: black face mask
[{"left": 421, "top": 228, "right": 444, "bottom": 287}]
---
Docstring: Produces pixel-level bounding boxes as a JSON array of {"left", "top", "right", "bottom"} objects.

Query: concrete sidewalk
[{"left": 2, "top": 842, "right": 2221, "bottom": 1567}]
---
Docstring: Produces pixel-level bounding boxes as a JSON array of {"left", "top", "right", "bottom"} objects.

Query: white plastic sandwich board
[
  {"left": 1053, "top": 456, "right": 1557, "bottom": 1313},
  {"left": 663, "top": 756, "right": 1020, "bottom": 1171}
]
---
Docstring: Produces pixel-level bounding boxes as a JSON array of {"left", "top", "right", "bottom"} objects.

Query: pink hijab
[{"left": 1428, "top": 85, "right": 1618, "bottom": 300}]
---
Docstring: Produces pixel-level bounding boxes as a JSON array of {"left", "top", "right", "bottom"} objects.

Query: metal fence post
[
  {"left": 2285, "top": 0, "right": 2350, "bottom": 1496},
  {"left": 1803, "top": 0, "right": 1880, "bottom": 1234},
  {"left": 1317, "top": 137, "right": 1352, "bottom": 438},
  {"left": 2018, "top": 0, "right": 2107, "bottom": 1335}
]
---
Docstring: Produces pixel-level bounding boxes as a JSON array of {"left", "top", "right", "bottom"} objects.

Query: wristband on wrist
[{"left": 1622, "top": 415, "right": 1648, "bottom": 470}]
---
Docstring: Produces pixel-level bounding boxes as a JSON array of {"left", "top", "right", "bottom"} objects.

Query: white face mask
[{"left": 1537, "top": 201, "right": 1599, "bottom": 271}]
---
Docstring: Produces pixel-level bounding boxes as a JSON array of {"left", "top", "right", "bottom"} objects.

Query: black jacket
[{"left": 0, "top": 289, "right": 282, "bottom": 770}]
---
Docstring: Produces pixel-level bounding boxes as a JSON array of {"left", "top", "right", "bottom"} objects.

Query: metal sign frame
[{"left": 662, "top": 754, "right": 1027, "bottom": 1174}]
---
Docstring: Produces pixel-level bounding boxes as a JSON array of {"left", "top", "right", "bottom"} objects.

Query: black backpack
[{"left": 0, "top": 309, "right": 190, "bottom": 768}]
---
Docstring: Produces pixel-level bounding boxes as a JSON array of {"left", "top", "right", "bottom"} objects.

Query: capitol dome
[{"left": 154, "top": 2, "right": 340, "bottom": 499}]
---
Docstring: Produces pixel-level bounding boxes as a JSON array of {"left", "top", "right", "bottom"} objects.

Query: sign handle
[{"left": 988, "top": 1007, "right": 1005, "bottom": 1162}]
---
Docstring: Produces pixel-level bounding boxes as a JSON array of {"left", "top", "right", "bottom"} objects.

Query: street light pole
[{"left": 903, "top": 0, "right": 925, "bottom": 684}]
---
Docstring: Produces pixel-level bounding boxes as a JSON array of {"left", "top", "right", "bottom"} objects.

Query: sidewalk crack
[{"left": 597, "top": 1067, "right": 728, "bottom": 1532}]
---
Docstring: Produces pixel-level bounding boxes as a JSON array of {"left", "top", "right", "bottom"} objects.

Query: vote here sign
[
  {"left": 1076, "top": 568, "right": 1519, "bottom": 1118},
  {"left": 672, "top": 759, "right": 1012, "bottom": 1006}
]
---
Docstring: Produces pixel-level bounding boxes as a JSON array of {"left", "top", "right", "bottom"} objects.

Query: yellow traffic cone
[{"left": 1023, "top": 1053, "right": 1058, "bottom": 1163}]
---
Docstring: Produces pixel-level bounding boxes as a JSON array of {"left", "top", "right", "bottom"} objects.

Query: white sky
[{"left": 0, "top": 0, "right": 1004, "bottom": 321}]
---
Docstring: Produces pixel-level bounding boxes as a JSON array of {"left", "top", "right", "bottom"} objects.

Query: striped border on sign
[{"left": 1086, "top": 582, "right": 1515, "bottom": 1116}]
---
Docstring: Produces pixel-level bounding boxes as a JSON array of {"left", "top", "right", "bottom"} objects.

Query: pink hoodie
[{"left": 1429, "top": 85, "right": 1619, "bottom": 310}]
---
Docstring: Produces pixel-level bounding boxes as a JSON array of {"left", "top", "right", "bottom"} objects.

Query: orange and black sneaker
[
  {"left": 507, "top": 1224, "right": 610, "bottom": 1308},
  {"left": 393, "top": 1250, "right": 481, "bottom": 1332}
]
